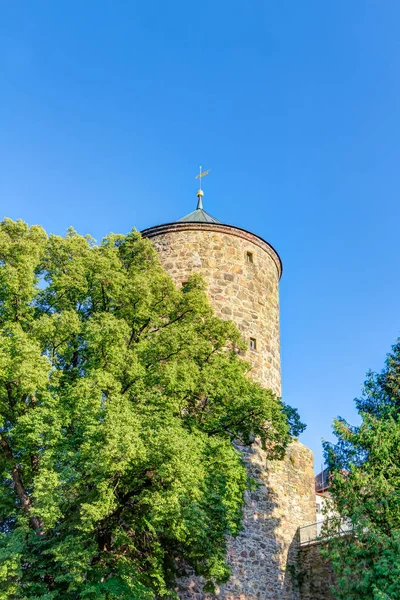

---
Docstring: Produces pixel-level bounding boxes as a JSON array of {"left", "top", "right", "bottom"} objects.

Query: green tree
[
  {"left": 0, "top": 218, "right": 303, "bottom": 599},
  {"left": 324, "top": 342, "right": 400, "bottom": 600}
]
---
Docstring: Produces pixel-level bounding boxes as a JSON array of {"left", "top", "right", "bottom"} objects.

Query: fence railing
[{"left": 299, "top": 519, "right": 354, "bottom": 546}]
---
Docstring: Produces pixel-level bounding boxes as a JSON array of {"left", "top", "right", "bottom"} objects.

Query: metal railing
[{"left": 299, "top": 519, "right": 354, "bottom": 546}]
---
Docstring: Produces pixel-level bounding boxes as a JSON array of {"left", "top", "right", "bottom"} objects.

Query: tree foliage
[
  {"left": 0, "top": 219, "right": 303, "bottom": 599},
  {"left": 324, "top": 341, "right": 400, "bottom": 600}
]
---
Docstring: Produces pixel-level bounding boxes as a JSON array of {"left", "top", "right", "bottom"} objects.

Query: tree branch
[{"left": 0, "top": 435, "right": 43, "bottom": 533}]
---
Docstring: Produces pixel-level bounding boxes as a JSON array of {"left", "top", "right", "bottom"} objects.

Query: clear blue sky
[{"left": 1, "top": 1, "right": 399, "bottom": 469}]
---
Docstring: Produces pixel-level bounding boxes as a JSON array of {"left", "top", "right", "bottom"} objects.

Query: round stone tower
[
  {"left": 141, "top": 195, "right": 282, "bottom": 396},
  {"left": 142, "top": 190, "right": 315, "bottom": 600}
]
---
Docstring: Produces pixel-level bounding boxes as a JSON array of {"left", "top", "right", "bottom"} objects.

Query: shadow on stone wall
[
  {"left": 176, "top": 442, "right": 285, "bottom": 600},
  {"left": 282, "top": 535, "right": 337, "bottom": 600},
  {"left": 280, "top": 527, "right": 301, "bottom": 600},
  {"left": 175, "top": 440, "right": 315, "bottom": 600}
]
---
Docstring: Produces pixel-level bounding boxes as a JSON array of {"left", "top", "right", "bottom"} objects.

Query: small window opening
[
  {"left": 182, "top": 281, "right": 191, "bottom": 293},
  {"left": 246, "top": 251, "right": 254, "bottom": 264},
  {"left": 250, "top": 337, "right": 257, "bottom": 351}
]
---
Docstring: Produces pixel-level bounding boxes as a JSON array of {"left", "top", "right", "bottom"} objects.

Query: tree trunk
[{"left": 1, "top": 436, "right": 43, "bottom": 533}]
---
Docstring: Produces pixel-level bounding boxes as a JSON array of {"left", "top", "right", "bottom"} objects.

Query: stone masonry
[
  {"left": 298, "top": 543, "right": 336, "bottom": 600},
  {"left": 142, "top": 221, "right": 316, "bottom": 600},
  {"left": 143, "top": 223, "right": 282, "bottom": 395}
]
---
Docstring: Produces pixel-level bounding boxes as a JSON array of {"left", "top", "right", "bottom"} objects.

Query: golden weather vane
[{"left": 195, "top": 165, "right": 211, "bottom": 192}]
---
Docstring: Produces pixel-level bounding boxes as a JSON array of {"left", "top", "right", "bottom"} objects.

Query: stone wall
[
  {"left": 298, "top": 543, "right": 336, "bottom": 600},
  {"left": 142, "top": 222, "right": 282, "bottom": 394},
  {"left": 175, "top": 440, "right": 316, "bottom": 600},
  {"left": 142, "top": 221, "right": 316, "bottom": 599}
]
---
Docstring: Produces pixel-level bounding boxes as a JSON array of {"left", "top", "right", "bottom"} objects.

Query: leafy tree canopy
[
  {"left": 324, "top": 341, "right": 400, "bottom": 600},
  {"left": 0, "top": 219, "right": 303, "bottom": 599}
]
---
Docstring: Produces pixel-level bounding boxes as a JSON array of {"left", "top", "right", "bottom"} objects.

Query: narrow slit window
[
  {"left": 246, "top": 251, "right": 254, "bottom": 264},
  {"left": 250, "top": 337, "right": 257, "bottom": 351}
]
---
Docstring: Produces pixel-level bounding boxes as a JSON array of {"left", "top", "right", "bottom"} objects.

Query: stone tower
[{"left": 142, "top": 190, "right": 315, "bottom": 600}]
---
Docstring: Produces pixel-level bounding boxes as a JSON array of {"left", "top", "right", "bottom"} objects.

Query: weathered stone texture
[
  {"left": 142, "top": 221, "right": 316, "bottom": 599},
  {"left": 298, "top": 543, "right": 336, "bottom": 600},
  {"left": 143, "top": 223, "right": 282, "bottom": 395},
  {"left": 175, "top": 440, "right": 315, "bottom": 600}
]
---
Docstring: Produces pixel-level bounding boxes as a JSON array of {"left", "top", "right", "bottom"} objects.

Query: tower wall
[
  {"left": 142, "top": 222, "right": 282, "bottom": 394},
  {"left": 142, "top": 221, "right": 316, "bottom": 600}
]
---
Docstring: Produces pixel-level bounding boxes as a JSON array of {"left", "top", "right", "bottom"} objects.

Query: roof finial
[{"left": 194, "top": 165, "right": 210, "bottom": 210}]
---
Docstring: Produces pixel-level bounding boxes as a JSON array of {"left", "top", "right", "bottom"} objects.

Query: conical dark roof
[{"left": 177, "top": 196, "right": 220, "bottom": 224}]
